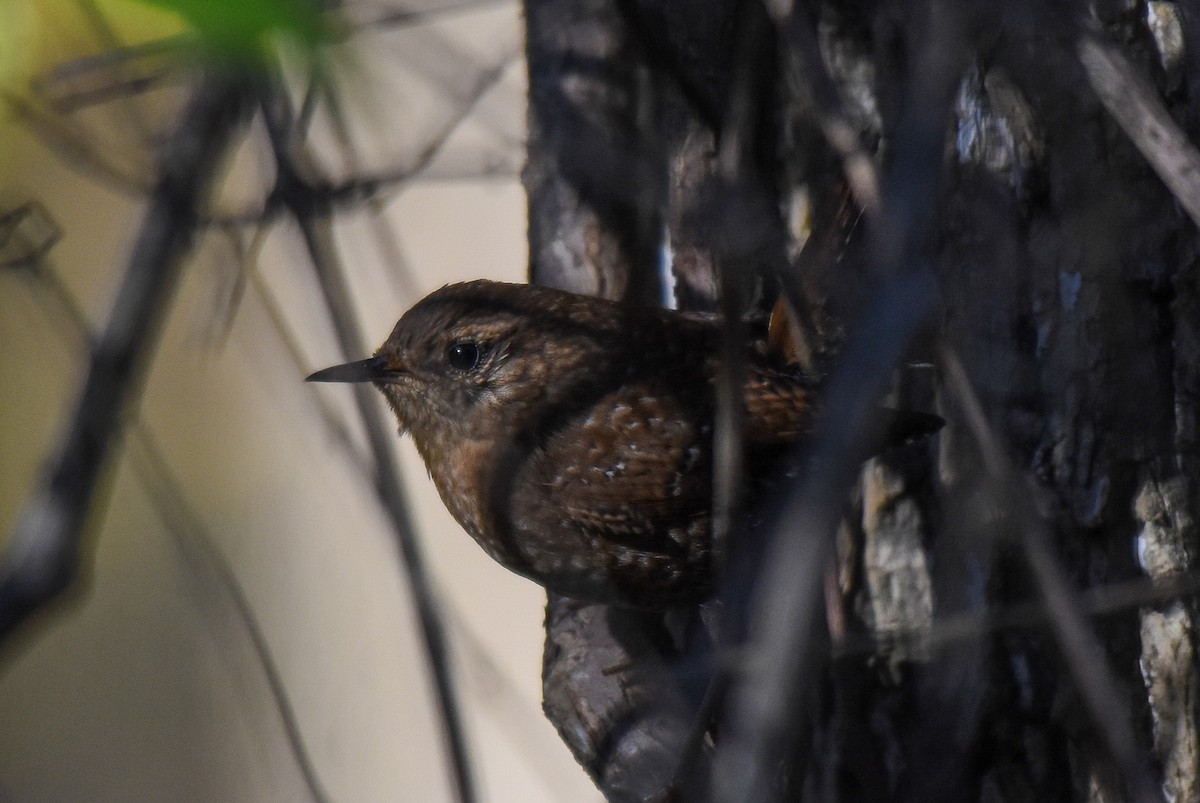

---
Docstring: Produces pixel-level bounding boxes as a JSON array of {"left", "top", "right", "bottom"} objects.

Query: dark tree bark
[{"left": 525, "top": 0, "right": 1200, "bottom": 800}]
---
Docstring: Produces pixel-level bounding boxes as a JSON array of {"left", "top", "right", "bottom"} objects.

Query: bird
[{"left": 307, "top": 280, "right": 938, "bottom": 608}]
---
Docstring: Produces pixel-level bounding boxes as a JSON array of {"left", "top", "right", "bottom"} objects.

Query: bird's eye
[{"left": 446, "top": 340, "right": 483, "bottom": 372}]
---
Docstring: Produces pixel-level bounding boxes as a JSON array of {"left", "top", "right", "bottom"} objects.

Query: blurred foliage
[
  {"left": 130, "top": 0, "right": 329, "bottom": 62},
  {"left": 0, "top": 0, "right": 176, "bottom": 179},
  {"left": 0, "top": 0, "right": 327, "bottom": 91},
  {"left": 0, "top": 0, "right": 332, "bottom": 181},
  {"left": 1, "top": 0, "right": 180, "bottom": 90}
]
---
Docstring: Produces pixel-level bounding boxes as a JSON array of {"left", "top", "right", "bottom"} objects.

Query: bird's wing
[
  {"left": 741, "top": 364, "right": 942, "bottom": 449},
  {"left": 517, "top": 382, "right": 713, "bottom": 558},
  {"left": 742, "top": 366, "right": 817, "bottom": 445}
]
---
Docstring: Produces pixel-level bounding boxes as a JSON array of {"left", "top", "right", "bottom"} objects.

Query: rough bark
[
  {"left": 524, "top": 2, "right": 724, "bottom": 797},
  {"left": 525, "top": 0, "right": 1200, "bottom": 800}
]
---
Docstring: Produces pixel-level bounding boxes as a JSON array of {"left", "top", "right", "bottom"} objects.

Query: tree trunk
[{"left": 525, "top": 0, "right": 1200, "bottom": 800}]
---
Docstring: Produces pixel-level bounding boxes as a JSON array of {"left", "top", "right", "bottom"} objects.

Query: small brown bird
[{"left": 308, "top": 280, "right": 935, "bottom": 607}]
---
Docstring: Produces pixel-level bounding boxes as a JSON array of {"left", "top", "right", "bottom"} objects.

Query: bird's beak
[{"left": 306, "top": 356, "right": 394, "bottom": 383}]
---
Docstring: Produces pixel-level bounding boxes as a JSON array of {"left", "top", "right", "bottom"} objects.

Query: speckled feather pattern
[{"left": 370, "top": 280, "right": 821, "bottom": 607}]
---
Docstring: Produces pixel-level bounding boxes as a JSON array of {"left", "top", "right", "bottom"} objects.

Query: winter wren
[{"left": 308, "top": 280, "right": 932, "bottom": 608}]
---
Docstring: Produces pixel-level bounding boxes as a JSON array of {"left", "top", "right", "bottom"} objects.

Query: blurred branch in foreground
[{"left": 0, "top": 70, "right": 253, "bottom": 641}]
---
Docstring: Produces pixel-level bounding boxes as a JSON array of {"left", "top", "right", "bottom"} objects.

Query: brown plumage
[{"left": 308, "top": 280, "right": 936, "bottom": 607}]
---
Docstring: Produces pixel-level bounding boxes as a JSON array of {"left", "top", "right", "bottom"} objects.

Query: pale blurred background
[{"left": 0, "top": 1, "right": 600, "bottom": 800}]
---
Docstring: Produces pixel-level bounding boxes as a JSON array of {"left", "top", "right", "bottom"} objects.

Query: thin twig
[
  {"left": 712, "top": 3, "right": 964, "bottom": 795},
  {"left": 834, "top": 570, "right": 1200, "bottom": 658},
  {"left": 2, "top": 90, "right": 154, "bottom": 195},
  {"left": 231, "top": 256, "right": 570, "bottom": 791},
  {"left": 257, "top": 75, "right": 478, "bottom": 803},
  {"left": 295, "top": 64, "right": 421, "bottom": 304},
  {"left": 238, "top": 261, "right": 575, "bottom": 790},
  {"left": 69, "top": 0, "right": 160, "bottom": 141},
  {"left": 343, "top": 0, "right": 517, "bottom": 35},
  {"left": 941, "top": 346, "right": 1164, "bottom": 803},
  {"left": 130, "top": 432, "right": 334, "bottom": 803},
  {"left": 201, "top": 51, "right": 518, "bottom": 228},
  {"left": 245, "top": 267, "right": 376, "bottom": 479},
  {"left": 18, "top": 262, "right": 332, "bottom": 803},
  {"left": 207, "top": 220, "right": 274, "bottom": 348},
  {"left": 712, "top": 269, "right": 938, "bottom": 802},
  {"left": 668, "top": 6, "right": 767, "bottom": 789},
  {"left": 323, "top": 52, "right": 520, "bottom": 208},
  {"left": 0, "top": 71, "right": 252, "bottom": 641},
  {"left": 767, "top": 1, "right": 882, "bottom": 215},
  {"left": 1078, "top": 30, "right": 1200, "bottom": 231},
  {"left": 710, "top": 1, "right": 769, "bottom": 614}
]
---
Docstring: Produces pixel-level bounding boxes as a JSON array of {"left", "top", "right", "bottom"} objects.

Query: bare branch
[
  {"left": 941, "top": 346, "right": 1164, "bottom": 803},
  {"left": 0, "top": 202, "right": 62, "bottom": 269},
  {"left": 200, "top": 50, "right": 519, "bottom": 228},
  {"left": 323, "top": 53, "right": 520, "bottom": 207},
  {"left": 342, "top": 0, "right": 517, "bottom": 34},
  {"left": 712, "top": 269, "right": 938, "bottom": 802},
  {"left": 257, "top": 75, "right": 479, "bottom": 803},
  {"left": 713, "top": 2, "right": 966, "bottom": 794},
  {"left": 834, "top": 569, "right": 1200, "bottom": 659},
  {"left": 2, "top": 90, "right": 154, "bottom": 195},
  {"left": 129, "top": 431, "right": 335, "bottom": 803},
  {"left": 18, "top": 258, "right": 333, "bottom": 803},
  {"left": 1079, "top": 30, "right": 1200, "bottom": 231},
  {"left": 767, "top": 2, "right": 882, "bottom": 215},
  {"left": 0, "top": 71, "right": 254, "bottom": 639}
]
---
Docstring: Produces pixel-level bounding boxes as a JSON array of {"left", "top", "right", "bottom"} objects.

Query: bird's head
[{"left": 306, "top": 280, "right": 629, "bottom": 457}]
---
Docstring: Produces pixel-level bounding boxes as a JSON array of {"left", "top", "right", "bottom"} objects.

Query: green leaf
[{"left": 127, "top": 0, "right": 328, "bottom": 61}]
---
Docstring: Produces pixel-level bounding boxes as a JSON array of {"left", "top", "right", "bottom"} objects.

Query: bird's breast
[{"left": 419, "top": 436, "right": 518, "bottom": 566}]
